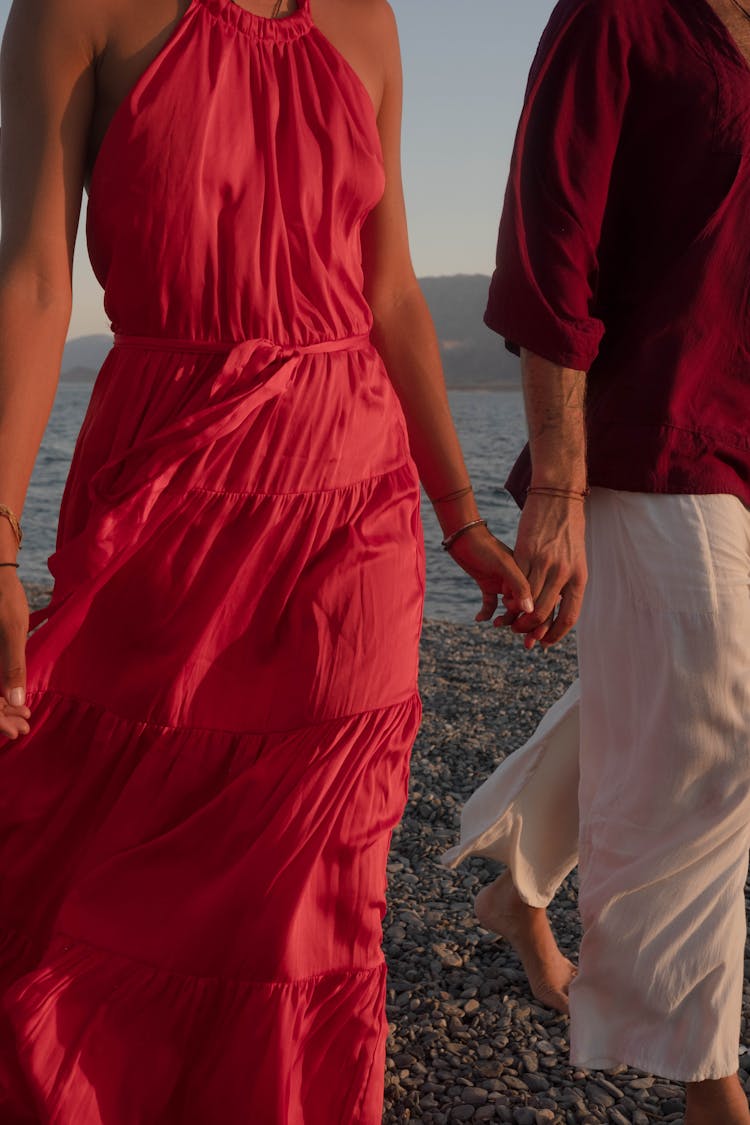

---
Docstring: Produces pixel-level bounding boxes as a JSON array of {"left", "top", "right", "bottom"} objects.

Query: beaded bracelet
[
  {"left": 441, "top": 518, "right": 488, "bottom": 551},
  {"left": 0, "top": 505, "right": 22, "bottom": 548}
]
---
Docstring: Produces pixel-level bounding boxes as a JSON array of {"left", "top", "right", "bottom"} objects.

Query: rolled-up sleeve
[{"left": 485, "top": 0, "right": 632, "bottom": 370}]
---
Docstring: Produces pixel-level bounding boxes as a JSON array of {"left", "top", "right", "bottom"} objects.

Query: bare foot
[{"left": 474, "top": 870, "right": 576, "bottom": 1015}]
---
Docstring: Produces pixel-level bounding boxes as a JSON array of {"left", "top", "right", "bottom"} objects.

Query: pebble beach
[
  {"left": 383, "top": 619, "right": 750, "bottom": 1125},
  {"left": 20, "top": 586, "right": 750, "bottom": 1123}
]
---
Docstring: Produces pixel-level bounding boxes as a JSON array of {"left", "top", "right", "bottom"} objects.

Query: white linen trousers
[{"left": 443, "top": 489, "right": 750, "bottom": 1081}]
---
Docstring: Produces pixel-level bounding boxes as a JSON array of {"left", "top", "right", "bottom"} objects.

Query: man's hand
[
  {"left": 501, "top": 494, "right": 588, "bottom": 649},
  {"left": 499, "top": 349, "right": 589, "bottom": 648}
]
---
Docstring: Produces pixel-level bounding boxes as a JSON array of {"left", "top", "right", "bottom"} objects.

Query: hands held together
[{"left": 444, "top": 490, "right": 588, "bottom": 651}]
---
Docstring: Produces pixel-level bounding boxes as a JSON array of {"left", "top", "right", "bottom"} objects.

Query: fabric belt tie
[
  {"left": 112, "top": 332, "right": 370, "bottom": 357},
  {"left": 29, "top": 331, "right": 371, "bottom": 633},
  {"left": 96, "top": 331, "right": 372, "bottom": 504}
]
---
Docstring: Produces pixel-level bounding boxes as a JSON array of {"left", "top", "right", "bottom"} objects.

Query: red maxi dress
[{"left": 0, "top": 1, "right": 425, "bottom": 1120}]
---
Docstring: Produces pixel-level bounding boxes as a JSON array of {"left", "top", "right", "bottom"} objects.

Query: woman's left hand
[{"left": 446, "top": 524, "right": 534, "bottom": 624}]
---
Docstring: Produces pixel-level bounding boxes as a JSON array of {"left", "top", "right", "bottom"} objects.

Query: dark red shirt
[{"left": 487, "top": 0, "right": 750, "bottom": 503}]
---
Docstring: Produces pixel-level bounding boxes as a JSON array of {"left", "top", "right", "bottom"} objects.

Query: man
[{"left": 447, "top": 1, "right": 750, "bottom": 1121}]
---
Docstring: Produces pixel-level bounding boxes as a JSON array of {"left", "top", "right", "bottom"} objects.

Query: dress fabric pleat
[{"left": 0, "top": 1, "right": 424, "bottom": 1120}]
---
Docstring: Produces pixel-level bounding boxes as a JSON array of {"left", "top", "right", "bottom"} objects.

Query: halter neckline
[{"left": 201, "top": 0, "right": 312, "bottom": 41}]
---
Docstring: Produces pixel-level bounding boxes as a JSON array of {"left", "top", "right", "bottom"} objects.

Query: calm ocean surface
[{"left": 24, "top": 382, "right": 527, "bottom": 623}]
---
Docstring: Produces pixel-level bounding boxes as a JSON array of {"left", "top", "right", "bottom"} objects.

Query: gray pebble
[
  {"left": 519, "top": 1051, "right": 539, "bottom": 1074},
  {"left": 650, "top": 1083, "right": 683, "bottom": 1098},
  {"left": 585, "top": 1083, "right": 615, "bottom": 1108},
  {"left": 626, "top": 1076, "right": 654, "bottom": 1090},
  {"left": 591, "top": 1076, "right": 623, "bottom": 1099},
  {"left": 661, "top": 1097, "right": 685, "bottom": 1114},
  {"left": 512, "top": 1109, "right": 537, "bottom": 1125},
  {"left": 462, "top": 1088, "right": 489, "bottom": 1107}
]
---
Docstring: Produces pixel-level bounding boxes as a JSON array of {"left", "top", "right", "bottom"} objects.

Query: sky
[{"left": 0, "top": 0, "right": 557, "bottom": 338}]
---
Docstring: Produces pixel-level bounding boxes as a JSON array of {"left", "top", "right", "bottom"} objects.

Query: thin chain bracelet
[
  {"left": 527, "top": 486, "right": 590, "bottom": 502},
  {"left": 430, "top": 485, "right": 474, "bottom": 505},
  {"left": 441, "top": 518, "right": 487, "bottom": 551},
  {"left": 0, "top": 504, "right": 22, "bottom": 548}
]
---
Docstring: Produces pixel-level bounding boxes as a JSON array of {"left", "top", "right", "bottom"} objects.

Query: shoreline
[{"left": 18, "top": 589, "right": 750, "bottom": 1121}]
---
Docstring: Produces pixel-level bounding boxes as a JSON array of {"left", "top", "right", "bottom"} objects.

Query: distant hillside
[
  {"left": 61, "top": 277, "right": 517, "bottom": 388},
  {"left": 62, "top": 368, "right": 100, "bottom": 384},
  {"left": 60, "top": 334, "right": 113, "bottom": 382},
  {"left": 419, "top": 274, "right": 519, "bottom": 388}
]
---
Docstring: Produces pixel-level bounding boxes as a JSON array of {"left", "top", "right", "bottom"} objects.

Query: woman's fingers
[
  {"left": 0, "top": 627, "right": 26, "bottom": 712},
  {"left": 0, "top": 718, "right": 30, "bottom": 739},
  {"left": 0, "top": 576, "right": 30, "bottom": 736},
  {"left": 475, "top": 589, "right": 498, "bottom": 623},
  {"left": 445, "top": 528, "right": 535, "bottom": 623},
  {"left": 0, "top": 700, "right": 30, "bottom": 739}
]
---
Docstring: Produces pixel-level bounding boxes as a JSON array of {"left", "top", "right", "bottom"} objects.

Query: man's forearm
[{"left": 520, "top": 348, "right": 587, "bottom": 490}]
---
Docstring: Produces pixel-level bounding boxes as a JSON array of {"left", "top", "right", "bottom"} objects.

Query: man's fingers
[
  {"left": 511, "top": 573, "right": 562, "bottom": 636},
  {"left": 541, "top": 584, "right": 585, "bottom": 646}
]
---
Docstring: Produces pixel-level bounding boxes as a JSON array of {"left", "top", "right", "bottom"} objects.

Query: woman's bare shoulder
[{"left": 312, "top": 0, "right": 399, "bottom": 111}]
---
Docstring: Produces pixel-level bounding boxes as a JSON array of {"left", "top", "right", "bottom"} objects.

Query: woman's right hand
[
  {"left": 0, "top": 571, "right": 30, "bottom": 739},
  {"left": 446, "top": 523, "right": 534, "bottom": 624}
]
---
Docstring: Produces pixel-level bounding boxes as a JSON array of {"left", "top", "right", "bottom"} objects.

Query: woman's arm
[
  {"left": 0, "top": 0, "right": 100, "bottom": 734},
  {"left": 360, "top": 1, "right": 533, "bottom": 622}
]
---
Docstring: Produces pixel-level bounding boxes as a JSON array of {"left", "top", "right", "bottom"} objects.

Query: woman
[{"left": 0, "top": 0, "right": 532, "bottom": 1120}]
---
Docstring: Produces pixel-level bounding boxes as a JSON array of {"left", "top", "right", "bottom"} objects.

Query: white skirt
[{"left": 443, "top": 490, "right": 750, "bottom": 1082}]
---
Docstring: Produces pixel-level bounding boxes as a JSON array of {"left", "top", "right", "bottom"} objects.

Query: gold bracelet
[
  {"left": 441, "top": 518, "right": 488, "bottom": 551},
  {"left": 0, "top": 505, "right": 22, "bottom": 549},
  {"left": 430, "top": 485, "right": 474, "bottom": 505},
  {"left": 527, "top": 486, "right": 590, "bottom": 502}
]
